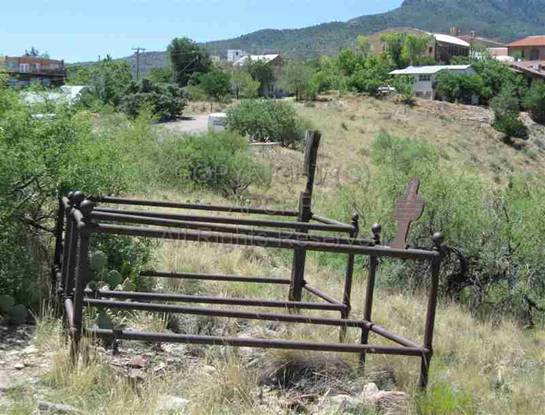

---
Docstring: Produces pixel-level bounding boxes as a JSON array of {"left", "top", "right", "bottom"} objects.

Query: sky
[{"left": 0, "top": 0, "right": 402, "bottom": 62}]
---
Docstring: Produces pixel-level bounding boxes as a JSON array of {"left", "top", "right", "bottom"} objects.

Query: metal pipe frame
[{"left": 54, "top": 189, "right": 443, "bottom": 390}]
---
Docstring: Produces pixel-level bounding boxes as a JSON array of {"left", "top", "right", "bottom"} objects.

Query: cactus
[
  {"left": 106, "top": 270, "right": 123, "bottom": 290},
  {"left": 0, "top": 295, "right": 15, "bottom": 314},
  {"left": 90, "top": 251, "right": 108, "bottom": 273}
]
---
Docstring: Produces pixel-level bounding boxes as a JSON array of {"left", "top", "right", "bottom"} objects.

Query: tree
[
  {"left": 381, "top": 32, "right": 407, "bottom": 69},
  {"left": 401, "top": 35, "right": 432, "bottom": 66},
  {"left": 523, "top": 81, "right": 545, "bottom": 125},
  {"left": 24, "top": 47, "right": 49, "bottom": 58},
  {"left": 197, "top": 69, "right": 231, "bottom": 108},
  {"left": 120, "top": 78, "right": 186, "bottom": 121},
  {"left": 356, "top": 35, "right": 372, "bottom": 58},
  {"left": 247, "top": 59, "right": 275, "bottom": 97},
  {"left": 168, "top": 37, "right": 212, "bottom": 87},
  {"left": 435, "top": 71, "right": 484, "bottom": 104},
  {"left": 230, "top": 68, "right": 260, "bottom": 99},
  {"left": 279, "top": 60, "right": 315, "bottom": 101},
  {"left": 147, "top": 66, "right": 174, "bottom": 84},
  {"left": 473, "top": 59, "right": 528, "bottom": 104}
]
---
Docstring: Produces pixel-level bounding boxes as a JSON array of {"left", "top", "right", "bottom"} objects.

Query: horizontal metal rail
[
  {"left": 86, "top": 328, "right": 425, "bottom": 356},
  {"left": 141, "top": 270, "right": 291, "bottom": 285},
  {"left": 365, "top": 323, "right": 422, "bottom": 349},
  {"left": 85, "top": 292, "right": 346, "bottom": 311},
  {"left": 86, "top": 222, "right": 439, "bottom": 260},
  {"left": 90, "top": 211, "right": 372, "bottom": 246},
  {"left": 91, "top": 196, "right": 299, "bottom": 217},
  {"left": 304, "top": 284, "right": 344, "bottom": 305},
  {"left": 93, "top": 207, "right": 354, "bottom": 233},
  {"left": 84, "top": 299, "right": 353, "bottom": 325},
  {"left": 312, "top": 214, "right": 352, "bottom": 227}
]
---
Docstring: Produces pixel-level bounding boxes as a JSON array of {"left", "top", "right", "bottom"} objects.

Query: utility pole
[{"left": 132, "top": 47, "right": 146, "bottom": 81}]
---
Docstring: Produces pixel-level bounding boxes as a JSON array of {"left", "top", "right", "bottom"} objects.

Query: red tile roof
[{"left": 508, "top": 36, "right": 545, "bottom": 47}]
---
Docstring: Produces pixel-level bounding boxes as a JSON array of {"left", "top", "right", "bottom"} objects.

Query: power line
[{"left": 132, "top": 47, "right": 146, "bottom": 80}]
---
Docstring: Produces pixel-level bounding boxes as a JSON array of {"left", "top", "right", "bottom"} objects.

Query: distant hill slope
[
  {"left": 74, "top": 0, "right": 545, "bottom": 73},
  {"left": 205, "top": 0, "right": 545, "bottom": 58}
]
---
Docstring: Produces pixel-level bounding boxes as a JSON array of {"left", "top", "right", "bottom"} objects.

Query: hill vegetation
[{"left": 78, "top": 0, "right": 545, "bottom": 72}]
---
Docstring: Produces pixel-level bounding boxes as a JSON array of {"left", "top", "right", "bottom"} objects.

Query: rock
[
  {"left": 361, "top": 382, "right": 379, "bottom": 400},
  {"left": 157, "top": 395, "right": 189, "bottom": 412},
  {"left": 14, "top": 362, "right": 25, "bottom": 370},
  {"left": 127, "top": 355, "right": 147, "bottom": 369},
  {"left": 37, "top": 400, "right": 83, "bottom": 414}
]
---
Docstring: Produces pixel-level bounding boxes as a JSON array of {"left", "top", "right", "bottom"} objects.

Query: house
[
  {"left": 488, "top": 47, "right": 514, "bottom": 63},
  {"left": 389, "top": 65, "right": 476, "bottom": 100},
  {"left": 369, "top": 28, "right": 470, "bottom": 63},
  {"left": 510, "top": 60, "right": 545, "bottom": 81},
  {"left": 507, "top": 36, "right": 545, "bottom": 61},
  {"left": 2, "top": 56, "right": 66, "bottom": 87},
  {"left": 233, "top": 54, "right": 284, "bottom": 97},
  {"left": 227, "top": 49, "right": 248, "bottom": 63}
]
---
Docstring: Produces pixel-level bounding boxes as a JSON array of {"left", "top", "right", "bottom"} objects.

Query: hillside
[
  {"left": 204, "top": 0, "right": 545, "bottom": 58},
  {"left": 99, "top": 0, "right": 545, "bottom": 74}
]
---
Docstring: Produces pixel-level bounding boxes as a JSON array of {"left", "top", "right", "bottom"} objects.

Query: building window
[
  {"left": 19, "top": 63, "right": 30, "bottom": 73},
  {"left": 419, "top": 74, "right": 431, "bottom": 82}
]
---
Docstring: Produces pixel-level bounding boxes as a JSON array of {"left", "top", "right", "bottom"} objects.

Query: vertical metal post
[
  {"left": 289, "top": 192, "right": 311, "bottom": 302},
  {"left": 51, "top": 196, "right": 65, "bottom": 296},
  {"left": 339, "top": 213, "right": 359, "bottom": 342},
  {"left": 63, "top": 192, "right": 84, "bottom": 300},
  {"left": 418, "top": 232, "right": 444, "bottom": 389},
  {"left": 289, "top": 131, "right": 320, "bottom": 302},
  {"left": 71, "top": 199, "right": 94, "bottom": 358},
  {"left": 360, "top": 224, "right": 381, "bottom": 364}
]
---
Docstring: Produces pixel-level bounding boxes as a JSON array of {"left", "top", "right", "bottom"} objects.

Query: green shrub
[
  {"left": 328, "top": 132, "right": 545, "bottom": 322},
  {"left": 0, "top": 86, "right": 151, "bottom": 308},
  {"left": 435, "top": 71, "right": 484, "bottom": 104},
  {"left": 523, "top": 81, "right": 545, "bottom": 125},
  {"left": 491, "top": 88, "right": 528, "bottom": 140},
  {"left": 155, "top": 131, "right": 271, "bottom": 196},
  {"left": 120, "top": 79, "right": 186, "bottom": 121},
  {"left": 493, "top": 114, "right": 529, "bottom": 140},
  {"left": 226, "top": 99, "right": 308, "bottom": 148}
]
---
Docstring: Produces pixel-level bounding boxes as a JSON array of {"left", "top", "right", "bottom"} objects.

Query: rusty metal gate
[{"left": 52, "top": 131, "right": 444, "bottom": 389}]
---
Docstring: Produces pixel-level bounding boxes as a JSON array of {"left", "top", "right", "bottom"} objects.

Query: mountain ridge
[{"left": 78, "top": 0, "right": 545, "bottom": 73}]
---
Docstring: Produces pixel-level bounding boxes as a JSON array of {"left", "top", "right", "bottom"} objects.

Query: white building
[
  {"left": 389, "top": 65, "right": 475, "bottom": 100},
  {"left": 227, "top": 49, "right": 248, "bottom": 62}
]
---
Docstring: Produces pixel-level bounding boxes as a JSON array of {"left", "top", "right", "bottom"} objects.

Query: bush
[
  {"left": 523, "top": 81, "right": 545, "bottom": 124},
  {"left": 120, "top": 79, "right": 186, "bottom": 121},
  {"left": 0, "top": 87, "right": 145, "bottom": 308},
  {"left": 491, "top": 88, "right": 528, "bottom": 140},
  {"left": 226, "top": 99, "right": 308, "bottom": 148},
  {"left": 493, "top": 114, "right": 529, "bottom": 140},
  {"left": 329, "top": 132, "right": 545, "bottom": 323},
  {"left": 155, "top": 131, "right": 271, "bottom": 196},
  {"left": 435, "top": 71, "right": 484, "bottom": 104}
]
